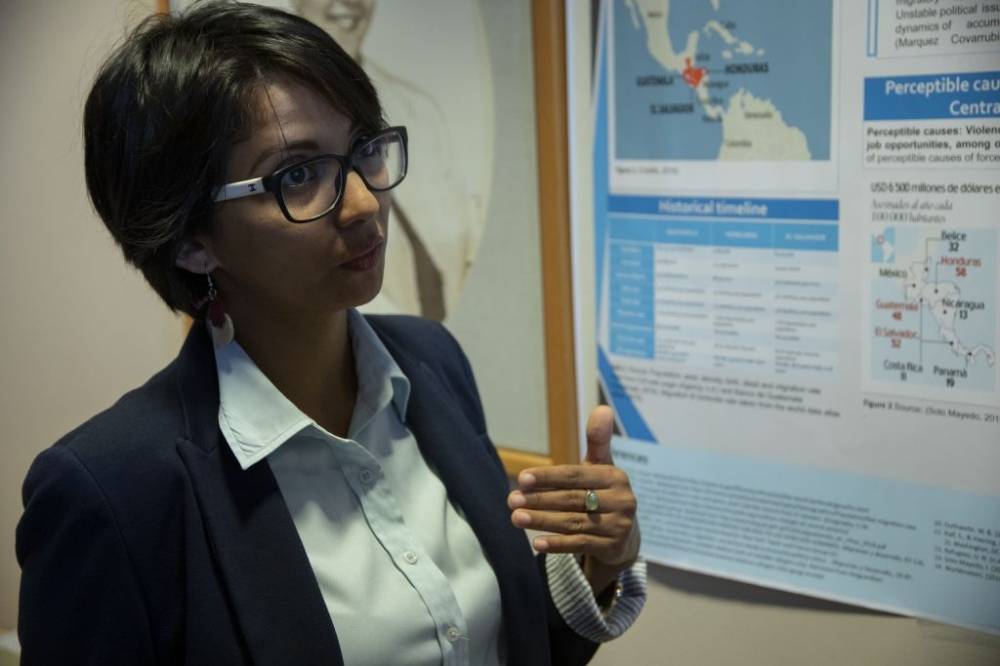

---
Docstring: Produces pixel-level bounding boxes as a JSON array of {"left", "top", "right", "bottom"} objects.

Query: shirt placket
[{"left": 331, "top": 439, "right": 471, "bottom": 665}]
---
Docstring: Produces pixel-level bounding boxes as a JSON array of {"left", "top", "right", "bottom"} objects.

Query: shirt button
[
  {"left": 446, "top": 626, "right": 461, "bottom": 642},
  {"left": 359, "top": 468, "right": 375, "bottom": 485},
  {"left": 403, "top": 550, "right": 419, "bottom": 565}
]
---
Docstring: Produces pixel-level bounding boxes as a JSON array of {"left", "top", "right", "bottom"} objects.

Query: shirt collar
[{"left": 213, "top": 309, "right": 411, "bottom": 470}]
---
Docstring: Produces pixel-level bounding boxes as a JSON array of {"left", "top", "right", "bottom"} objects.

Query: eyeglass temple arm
[{"left": 213, "top": 177, "right": 266, "bottom": 203}]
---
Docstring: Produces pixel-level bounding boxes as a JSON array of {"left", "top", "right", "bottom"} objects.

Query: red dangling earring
[{"left": 205, "top": 274, "right": 234, "bottom": 346}]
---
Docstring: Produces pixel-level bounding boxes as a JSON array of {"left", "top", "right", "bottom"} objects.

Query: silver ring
[{"left": 584, "top": 489, "right": 600, "bottom": 513}]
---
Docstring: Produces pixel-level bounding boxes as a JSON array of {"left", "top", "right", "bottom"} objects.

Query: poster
[{"left": 585, "top": 0, "right": 1000, "bottom": 633}]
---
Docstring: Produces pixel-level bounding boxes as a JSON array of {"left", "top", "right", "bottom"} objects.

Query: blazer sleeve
[
  {"left": 16, "top": 444, "right": 156, "bottom": 666},
  {"left": 446, "top": 326, "right": 601, "bottom": 665}
]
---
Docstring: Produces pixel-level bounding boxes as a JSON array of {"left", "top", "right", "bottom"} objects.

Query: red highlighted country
[{"left": 682, "top": 57, "right": 706, "bottom": 88}]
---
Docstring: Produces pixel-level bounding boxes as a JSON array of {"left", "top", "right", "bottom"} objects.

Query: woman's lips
[{"left": 340, "top": 239, "right": 384, "bottom": 272}]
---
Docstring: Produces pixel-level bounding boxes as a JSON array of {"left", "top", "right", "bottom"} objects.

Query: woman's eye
[
  {"left": 358, "top": 140, "right": 388, "bottom": 162},
  {"left": 285, "top": 165, "right": 315, "bottom": 187}
]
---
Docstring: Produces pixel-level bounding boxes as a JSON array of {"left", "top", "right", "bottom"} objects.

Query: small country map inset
[
  {"left": 613, "top": 0, "right": 833, "bottom": 161},
  {"left": 870, "top": 227, "right": 997, "bottom": 393}
]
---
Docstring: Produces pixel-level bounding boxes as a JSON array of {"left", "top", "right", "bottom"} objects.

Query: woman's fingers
[
  {"left": 531, "top": 533, "right": 634, "bottom": 564},
  {"left": 511, "top": 508, "right": 633, "bottom": 538},
  {"left": 510, "top": 460, "right": 641, "bottom": 568},
  {"left": 584, "top": 405, "right": 615, "bottom": 465},
  {"left": 533, "top": 533, "right": 605, "bottom": 556},
  {"left": 508, "top": 488, "right": 637, "bottom": 514},
  {"left": 518, "top": 464, "right": 629, "bottom": 491}
]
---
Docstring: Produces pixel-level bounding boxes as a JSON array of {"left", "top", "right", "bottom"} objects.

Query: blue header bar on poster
[
  {"left": 864, "top": 71, "right": 1000, "bottom": 121},
  {"left": 608, "top": 196, "right": 839, "bottom": 220},
  {"left": 610, "top": 218, "right": 838, "bottom": 252}
]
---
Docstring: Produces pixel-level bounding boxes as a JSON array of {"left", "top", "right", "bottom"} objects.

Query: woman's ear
[{"left": 175, "top": 238, "right": 221, "bottom": 274}]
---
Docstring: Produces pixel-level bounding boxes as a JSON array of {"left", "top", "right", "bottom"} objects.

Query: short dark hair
[{"left": 84, "top": 0, "right": 384, "bottom": 316}]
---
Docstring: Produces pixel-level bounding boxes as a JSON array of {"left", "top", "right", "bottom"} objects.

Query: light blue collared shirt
[{"left": 212, "top": 311, "right": 645, "bottom": 664}]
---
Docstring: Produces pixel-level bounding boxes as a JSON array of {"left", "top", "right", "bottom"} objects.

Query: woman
[{"left": 16, "top": 2, "right": 645, "bottom": 664}]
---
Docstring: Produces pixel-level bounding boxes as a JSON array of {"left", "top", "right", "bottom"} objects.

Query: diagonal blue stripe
[{"left": 598, "top": 346, "right": 655, "bottom": 443}]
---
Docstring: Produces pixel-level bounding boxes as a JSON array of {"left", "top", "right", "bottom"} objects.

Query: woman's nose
[{"left": 335, "top": 170, "right": 380, "bottom": 227}]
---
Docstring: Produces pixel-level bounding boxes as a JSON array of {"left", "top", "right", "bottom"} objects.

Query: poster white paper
[{"left": 584, "top": 0, "right": 1000, "bottom": 634}]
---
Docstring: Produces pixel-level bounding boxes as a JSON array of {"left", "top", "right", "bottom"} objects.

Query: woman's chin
[{"left": 341, "top": 266, "right": 386, "bottom": 311}]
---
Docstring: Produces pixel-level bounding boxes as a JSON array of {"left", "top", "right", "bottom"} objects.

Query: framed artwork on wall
[{"left": 161, "top": 0, "right": 578, "bottom": 471}]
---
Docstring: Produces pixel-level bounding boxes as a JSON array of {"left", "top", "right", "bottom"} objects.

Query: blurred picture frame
[{"left": 161, "top": 0, "right": 578, "bottom": 471}]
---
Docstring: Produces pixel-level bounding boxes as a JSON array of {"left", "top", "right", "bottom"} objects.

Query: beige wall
[
  {"left": 590, "top": 566, "right": 1000, "bottom": 665},
  {"left": 0, "top": 0, "right": 178, "bottom": 630}
]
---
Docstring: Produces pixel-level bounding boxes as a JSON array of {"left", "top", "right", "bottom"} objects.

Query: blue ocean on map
[{"left": 613, "top": 0, "right": 833, "bottom": 161}]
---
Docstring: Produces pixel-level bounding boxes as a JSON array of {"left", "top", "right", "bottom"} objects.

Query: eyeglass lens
[{"left": 279, "top": 130, "right": 406, "bottom": 221}]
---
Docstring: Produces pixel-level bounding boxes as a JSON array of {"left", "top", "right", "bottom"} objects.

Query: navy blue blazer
[{"left": 17, "top": 315, "right": 598, "bottom": 665}]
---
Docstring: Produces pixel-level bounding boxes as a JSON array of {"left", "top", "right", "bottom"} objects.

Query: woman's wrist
[{"left": 581, "top": 553, "right": 632, "bottom": 603}]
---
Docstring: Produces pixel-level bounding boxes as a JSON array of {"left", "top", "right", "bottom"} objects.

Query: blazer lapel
[
  {"left": 374, "top": 324, "right": 553, "bottom": 666},
  {"left": 173, "top": 326, "right": 343, "bottom": 666}
]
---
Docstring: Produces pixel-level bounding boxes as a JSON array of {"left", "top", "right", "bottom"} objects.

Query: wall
[
  {"left": 0, "top": 0, "right": 178, "bottom": 630},
  {"left": 591, "top": 566, "right": 1000, "bottom": 665}
]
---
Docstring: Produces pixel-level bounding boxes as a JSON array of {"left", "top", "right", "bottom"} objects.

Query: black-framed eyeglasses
[{"left": 213, "top": 126, "right": 408, "bottom": 223}]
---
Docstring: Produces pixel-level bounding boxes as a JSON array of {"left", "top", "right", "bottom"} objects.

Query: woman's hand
[{"left": 507, "top": 406, "right": 640, "bottom": 596}]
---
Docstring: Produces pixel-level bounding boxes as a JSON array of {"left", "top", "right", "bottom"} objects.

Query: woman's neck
[{"left": 228, "top": 304, "right": 358, "bottom": 438}]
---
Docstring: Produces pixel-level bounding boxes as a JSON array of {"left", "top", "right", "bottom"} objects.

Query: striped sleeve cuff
[{"left": 545, "top": 553, "right": 647, "bottom": 642}]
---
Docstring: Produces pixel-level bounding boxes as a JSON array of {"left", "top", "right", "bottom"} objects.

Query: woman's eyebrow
[{"left": 247, "top": 138, "right": 322, "bottom": 175}]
